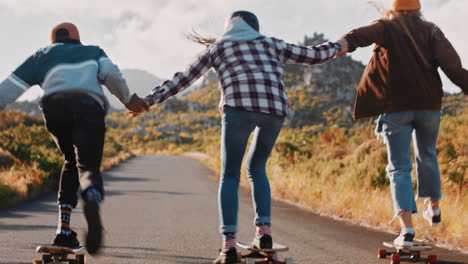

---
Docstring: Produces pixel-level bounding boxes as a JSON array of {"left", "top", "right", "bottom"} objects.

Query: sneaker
[
  {"left": 83, "top": 199, "right": 103, "bottom": 254},
  {"left": 52, "top": 230, "right": 79, "bottom": 248},
  {"left": 252, "top": 234, "right": 273, "bottom": 249},
  {"left": 393, "top": 232, "right": 414, "bottom": 247},
  {"left": 423, "top": 207, "right": 441, "bottom": 227},
  {"left": 213, "top": 247, "right": 238, "bottom": 264}
]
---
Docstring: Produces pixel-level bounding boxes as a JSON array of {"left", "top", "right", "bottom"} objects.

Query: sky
[{"left": 0, "top": 0, "right": 465, "bottom": 101}]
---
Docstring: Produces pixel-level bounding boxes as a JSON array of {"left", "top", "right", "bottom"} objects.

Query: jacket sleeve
[
  {"left": 342, "top": 20, "right": 386, "bottom": 52},
  {"left": 145, "top": 48, "right": 212, "bottom": 105},
  {"left": 0, "top": 56, "right": 36, "bottom": 109},
  {"left": 97, "top": 50, "right": 132, "bottom": 104},
  {"left": 432, "top": 26, "right": 468, "bottom": 95},
  {"left": 274, "top": 38, "right": 341, "bottom": 65}
]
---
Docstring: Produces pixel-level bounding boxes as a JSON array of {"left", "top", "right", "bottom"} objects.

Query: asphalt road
[{"left": 0, "top": 156, "right": 466, "bottom": 264}]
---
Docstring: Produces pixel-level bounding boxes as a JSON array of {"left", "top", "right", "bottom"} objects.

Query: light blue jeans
[
  {"left": 375, "top": 111, "right": 443, "bottom": 215},
  {"left": 219, "top": 106, "right": 284, "bottom": 233}
]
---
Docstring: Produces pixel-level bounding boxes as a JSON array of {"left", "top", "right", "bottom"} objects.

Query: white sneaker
[
  {"left": 423, "top": 207, "right": 441, "bottom": 227},
  {"left": 393, "top": 232, "right": 414, "bottom": 247}
]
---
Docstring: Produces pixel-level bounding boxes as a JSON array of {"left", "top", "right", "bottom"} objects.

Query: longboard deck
[
  {"left": 237, "top": 241, "right": 288, "bottom": 253},
  {"left": 383, "top": 242, "right": 432, "bottom": 251},
  {"left": 36, "top": 245, "right": 85, "bottom": 254}
]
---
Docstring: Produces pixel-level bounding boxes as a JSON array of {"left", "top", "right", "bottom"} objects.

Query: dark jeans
[{"left": 41, "top": 93, "right": 106, "bottom": 208}]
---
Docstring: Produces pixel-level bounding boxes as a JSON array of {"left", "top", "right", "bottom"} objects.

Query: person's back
[
  {"left": 0, "top": 22, "right": 147, "bottom": 255},
  {"left": 206, "top": 36, "right": 290, "bottom": 116},
  {"left": 343, "top": 8, "right": 467, "bottom": 118},
  {"left": 9, "top": 41, "right": 130, "bottom": 110},
  {"left": 339, "top": 0, "right": 467, "bottom": 249}
]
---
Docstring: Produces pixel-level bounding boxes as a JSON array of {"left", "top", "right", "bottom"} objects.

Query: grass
[
  {"left": 178, "top": 113, "right": 467, "bottom": 251},
  {"left": 0, "top": 110, "right": 135, "bottom": 208}
]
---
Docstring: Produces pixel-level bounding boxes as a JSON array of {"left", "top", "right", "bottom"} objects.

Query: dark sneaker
[
  {"left": 423, "top": 207, "right": 441, "bottom": 227},
  {"left": 213, "top": 247, "right": 239, "bottom": 264},
  {"left": 252, "top": 234, "right": 273, "bottom": 249},
  {"left": 393, "top": 232, "right": 414, "bottom": 247},
  {"left": 84, "top": 199, "right": 103, "bottom": 254},
  {"left": 52, "top": 230, "right": 79, "bottom": 248}
]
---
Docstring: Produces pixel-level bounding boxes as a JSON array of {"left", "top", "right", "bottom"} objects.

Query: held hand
[
  {"left": 125, "top": 94, "right": 150, "bottom": 116},
  {"left": 335, "top": 38, "right": 348, "bottom": 58}
]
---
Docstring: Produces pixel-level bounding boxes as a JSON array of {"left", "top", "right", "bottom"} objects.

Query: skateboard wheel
[
  {"left": 427, "top": 255, "right": 437, "bottom": 264},
  {"left": 42, "top": 254, "right": 52, "bottom": 263},
  {"left": 273, "top": 252, "right": 279, "bottom": 260},
  {"left": 33, "top": 260, "right": 44, "bottom": 264},
  {"left": 76, "top": 254, "right": 86, "bottom": 264},
  {"left": 245, "top": 257, "right": 256, "bottom": 264},
  {"left": 410, "top": 251, "right": 420, "bottom": 262},
  {"left": 390, "top": 253, "right": 400, "bottom": 264},
  {"left": 377, "top": 248, "right": 387, "bottom": 259},
  {"left": 285, "top": 257, "right": 294, "bottom": 264}
]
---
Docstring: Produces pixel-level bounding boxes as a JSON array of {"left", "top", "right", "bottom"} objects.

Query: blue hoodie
[{"left": 0, "top": 43, "right": 131, "bottom": 111}]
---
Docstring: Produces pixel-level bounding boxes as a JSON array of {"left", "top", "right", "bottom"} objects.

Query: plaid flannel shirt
[{"left": 146, "top": 36, "right": 341, "bottom": 116}]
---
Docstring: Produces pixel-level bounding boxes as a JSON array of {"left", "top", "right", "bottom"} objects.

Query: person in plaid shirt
[{"left": 140, "top": 10, "right": 346, "bottom": 264}]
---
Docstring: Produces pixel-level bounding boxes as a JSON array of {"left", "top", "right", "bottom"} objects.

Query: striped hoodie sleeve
[
  {"left": 0, "top": 56, "right": 36, "bottom": 109},
  {"left": 273, "top": 38, "right": 341, "bottom": 65},
  {"left": 97, "top": 50, "right": 132, "bottom": 105},
  {"left": 145, "top": 48, "right": 212, "bottom": 105}
]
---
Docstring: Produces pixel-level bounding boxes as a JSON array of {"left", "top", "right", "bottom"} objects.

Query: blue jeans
[
  {"left": 219, "top": 107, "right": 284, "bottom": 233},
  {"left": 375, "top": 111, "right": 442, "bottom": 215}
]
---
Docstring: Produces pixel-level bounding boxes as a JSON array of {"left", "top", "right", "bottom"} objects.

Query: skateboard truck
[
  {"left": 378, "top": 242, "right": 437, "bottom": 264},
  {"left": 34, "top": 245, "right": 86, "bottom": 264},
  {"left": 237, "top": 241, "right": 294, "bottom": 264}
]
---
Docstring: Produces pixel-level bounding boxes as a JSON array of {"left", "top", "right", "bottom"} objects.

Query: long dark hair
[
  {"left": 187, "top": 29, "right": 216, "bottom": 47},
  {"left": 188, "top": 10, "right": 259, "bottom": 47}
]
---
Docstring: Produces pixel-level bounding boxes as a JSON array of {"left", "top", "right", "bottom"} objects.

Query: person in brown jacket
[{"left": 337, "top": 0, "right": 468, "bottom": 247}]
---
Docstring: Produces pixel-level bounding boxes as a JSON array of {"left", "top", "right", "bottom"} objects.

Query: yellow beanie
[{"left": 393, "top": 0, "right": 421, "bottom": 11}]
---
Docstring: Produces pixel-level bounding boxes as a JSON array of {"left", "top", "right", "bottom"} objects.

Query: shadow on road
[
  {"left": 0, "top": 192, "right": 57, "bottom": 219},
  {"left": 0, "top": 224, "right": 56, "bottom": 230},
  {"left": 104, "top": 174, "right": 157, "bottom": 183},
  {"left": 105, "top": 189, "right": 199, "bottom": 197},
  {"left": 100, "top": 245, "right": 214, "bottom": 263}
]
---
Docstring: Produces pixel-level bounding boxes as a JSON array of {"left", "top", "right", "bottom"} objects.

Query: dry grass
[{"left": 183, "top": 114, "right": 467, "bottom": 251}]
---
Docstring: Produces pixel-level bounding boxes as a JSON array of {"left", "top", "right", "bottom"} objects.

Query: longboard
[
  {"left": 237, "top": 241, "right": 289, "bottom": 253},
  {"left": 378, "top": 242, "right": 437, "bottom": 264},
  {"left": 237, "top": 241, "right": 293, "bottom": 264},
  {"left": 34, "top": 245, "right": 86, "bottom": 264}
]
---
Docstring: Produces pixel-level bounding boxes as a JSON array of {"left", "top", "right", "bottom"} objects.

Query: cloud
[{"left": 0, "top": 0, "right": 466, "bottom": 94}]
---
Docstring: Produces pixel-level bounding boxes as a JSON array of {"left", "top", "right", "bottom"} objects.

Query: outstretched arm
[
  {"left": 145, "top": 48, "right": 213, "bottom": 105},
  {"left": 341, "top": 20, "right": 385, "bottom": 53},
  {"left": 0, "top": 56, "right": 36, "bottom": 109},
  {"left": 432, "top": 26, "right": 468, "bottom": 94},
  {"left": 97, "top": 52, "right": 132, "bottom": 105},
  {"left": 275, "top": 38, "right": 344, "bottom": 65}
]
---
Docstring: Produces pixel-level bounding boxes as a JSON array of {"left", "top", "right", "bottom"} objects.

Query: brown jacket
[{"left": 343, "top": 15, "right": 468, "bottom": 119}]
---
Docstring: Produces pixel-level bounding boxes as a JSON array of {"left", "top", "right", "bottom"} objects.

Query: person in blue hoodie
[{"left": 0, "top": 22, "right": 148, "bottom": 254}]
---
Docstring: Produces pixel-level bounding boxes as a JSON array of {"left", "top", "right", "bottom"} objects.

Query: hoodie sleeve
[
  {"left": 342, "top": 20, "right": 386, "bottom": 52},
  {"left": 145, "top": 48, "right": 212, "bottom": 105},
  {"left": 432, "top": 26, "right": 468, "bottom": 94},
  {"left": 273, "top": 38, "right": 341, "bottom": 65},
  {"left": 97, "top": 50, "right": 132, "bottom": 104},
  {"left": 0, "top": 56, "right": 36, "bottom": 109}
]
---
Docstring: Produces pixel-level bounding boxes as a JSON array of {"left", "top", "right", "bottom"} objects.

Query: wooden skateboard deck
[
  {"left": 36, "top": 245, "right": 85, "bottom": 254},
  {"left": 237, "top": 241, "right": 293, "bottom": 264},
  {"left": 378, "top": 242, "right": 437, "bottom": 264},
  {"left": 237, "top": 241, "right": 289, "bottom": 252},
  {"left": 34, "top": 245, "right": 86, "bottom": 264},
  {"left": 383, "top": 242, "right": 432, "bottom": 252}
]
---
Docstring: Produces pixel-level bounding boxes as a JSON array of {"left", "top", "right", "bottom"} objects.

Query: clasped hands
[{"left": 125, "top": 93, "right": 150, "bottom": 117}]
